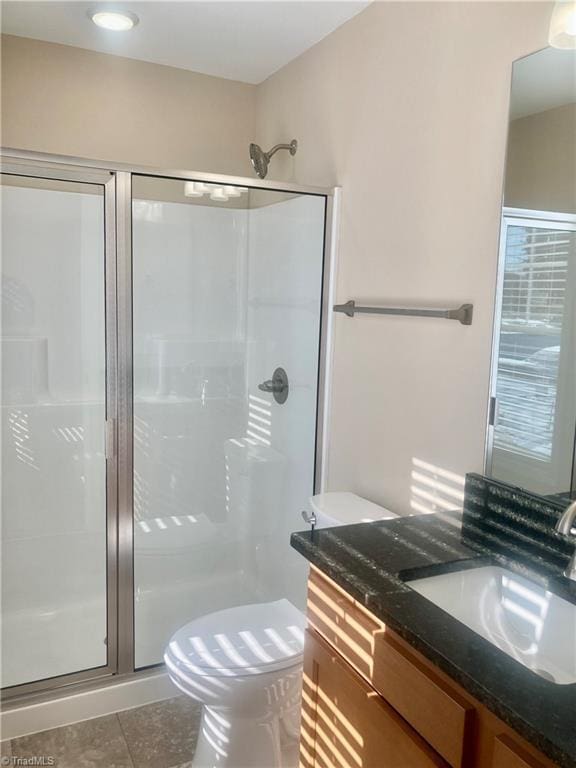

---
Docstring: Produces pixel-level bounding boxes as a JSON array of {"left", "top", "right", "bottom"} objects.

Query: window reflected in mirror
[{"left": 487, "top": 47, "right": 576, "bottom": 499}]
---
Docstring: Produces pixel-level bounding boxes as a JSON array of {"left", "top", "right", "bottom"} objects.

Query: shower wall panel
[
  {"left": 244, "top": 195, "right": 325, "bottom": 606},
  {"left": 132, "top": 189, "right": 249, "bottom": 667}
]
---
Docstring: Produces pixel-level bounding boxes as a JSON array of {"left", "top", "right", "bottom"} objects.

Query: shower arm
[{"left": 266, "top": 140, "right": 298, "bottom": 159}]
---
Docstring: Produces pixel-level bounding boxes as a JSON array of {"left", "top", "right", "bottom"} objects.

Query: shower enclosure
[{"left": 0, "top": 150, "right": 336, "bottom": 698}]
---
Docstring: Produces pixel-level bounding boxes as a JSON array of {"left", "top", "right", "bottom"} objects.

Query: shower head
[
  {"left": 249, "top": 139, "right": 298, "bottom": 179},
  {"left": 249, "top": 143, "right": 269, "bottom": 179}
]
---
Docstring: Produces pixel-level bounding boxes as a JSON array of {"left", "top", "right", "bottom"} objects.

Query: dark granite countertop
[{"left": 291, "top": 478, "right": 576, "bottom": 768}]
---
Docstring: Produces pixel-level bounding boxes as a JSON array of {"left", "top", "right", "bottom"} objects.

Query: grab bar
[{"left": 333, "top": 300, "right": 473, "bottom": 325}]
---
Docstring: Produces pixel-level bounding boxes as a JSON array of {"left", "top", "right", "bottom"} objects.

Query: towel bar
[{"left": 333, "top": 300, "right": 473, "bottom": 325}]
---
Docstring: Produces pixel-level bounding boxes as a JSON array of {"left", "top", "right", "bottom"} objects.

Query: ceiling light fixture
[
  {"left": 210, "top": 188, "right": 229, "bottom": 202},
  {"left": 184, "top": 182, "right": 247, "bottom": 202},
  {"left": 223, "top": 185, "right": 242, "bottom": 198},
  {"left": 549, "top": 0, "right": 576, "bottom": 48},
  {"left": 184, "top": 182, "right": 206, "bottom": 198},
  {"left": 89, "top": 10, "right": 139, "bottom": 31}
]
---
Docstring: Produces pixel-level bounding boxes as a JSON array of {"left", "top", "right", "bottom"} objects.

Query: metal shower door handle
[{"left": 258, "top": 367, "right": 289, "bottom": 404}]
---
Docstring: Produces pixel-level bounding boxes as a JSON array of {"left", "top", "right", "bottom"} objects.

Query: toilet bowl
[
  {"left": 165, "top": 492, "right": 397, "bottom": 768},
  {"left": 165, "top": 599, "right": 305, "bottom": 768}
]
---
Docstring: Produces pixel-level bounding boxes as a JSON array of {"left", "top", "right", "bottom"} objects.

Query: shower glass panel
[
  {"left": 1, "top": 174, "right": 109, "bottom": 687},
  {"left": 132, "top": 176, "right": 326, "bottom": 667}
]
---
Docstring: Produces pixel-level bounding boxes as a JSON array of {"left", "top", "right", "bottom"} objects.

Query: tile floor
[{"left": 1, "top": 696, "right": 202, "bottom": 768}]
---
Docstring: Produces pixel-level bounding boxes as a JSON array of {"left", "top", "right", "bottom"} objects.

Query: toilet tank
[{"left": 309, "top": 492, "right": 397, "bottom": 528}]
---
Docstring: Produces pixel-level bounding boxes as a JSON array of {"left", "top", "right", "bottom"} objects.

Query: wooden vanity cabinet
[{"left": 300, "top": 567, "right": 558, "bottom": 768}]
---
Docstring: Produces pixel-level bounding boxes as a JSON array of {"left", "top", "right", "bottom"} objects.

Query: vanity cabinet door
[
  {"left": 300, "top": 629, "right": 449, "bottom": 768},
  {"left": 491, "top": 735, "right": 548, "bottom": 768},
  {"left": 308, "top": 565, "right": 474, "bottom": 767}
]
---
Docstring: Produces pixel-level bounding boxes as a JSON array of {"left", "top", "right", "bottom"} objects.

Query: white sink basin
[{"left": 409, "top": 565, "right": 576, "bottom": 685}]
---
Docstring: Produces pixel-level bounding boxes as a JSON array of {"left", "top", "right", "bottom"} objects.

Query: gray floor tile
[
  {"left": 168, "top": 763, "right": 193, "bottom": 768},
  {"left": 118, "top": 696, "right": 201, "bottom": 768},
  {"left": 168, "top": 764, "right": 193, "bottom": 768},
  {"left": 1, "top": 739, "right": 12, "bottom": 760},
  {"left": 10, "top": 715, "right": 134, "bottom": 768}
]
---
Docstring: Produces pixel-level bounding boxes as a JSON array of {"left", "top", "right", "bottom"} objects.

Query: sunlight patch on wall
[{"left": 410, "top": 458, "right": 465, "bottom": 515}]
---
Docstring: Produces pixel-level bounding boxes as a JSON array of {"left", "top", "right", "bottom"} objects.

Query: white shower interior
[{"left": 1, "top": 176, "right": 326, "bottom": 687}]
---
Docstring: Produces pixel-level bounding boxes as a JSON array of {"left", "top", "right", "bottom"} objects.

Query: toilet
[
  {"left": 164, "top": 492, "right": 397, "bottom": 768},
  {"left": 307, "top": 491, "right": 397, "bottom": 529}
]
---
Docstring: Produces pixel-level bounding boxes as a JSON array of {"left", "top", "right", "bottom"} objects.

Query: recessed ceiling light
[
  {"left": 89, "top": 10, "right": 139, "bottom": 31},
  {"left": 549, "top": 0, "right": 576, "bottom": 48}
]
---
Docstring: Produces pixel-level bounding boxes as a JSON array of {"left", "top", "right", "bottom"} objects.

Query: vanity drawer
[
  {"left": 307, "top": 567, "right": 475, "bottom": 768},
  {"left": 371, "top": 630, "right": 475, "bottom": 768},
  {"left": 307, "top": 566, "right": 383, "bottom": 679}
]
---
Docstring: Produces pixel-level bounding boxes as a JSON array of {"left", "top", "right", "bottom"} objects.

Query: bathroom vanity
[
  {"left": 292, "top": 476, "right": 576, "bottom": 768},
  {"left": 301, "top": 567, "right": 560, "bottom": 768}
]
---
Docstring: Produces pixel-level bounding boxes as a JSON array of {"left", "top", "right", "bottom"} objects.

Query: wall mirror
[{"left": 486, "top": 46, "right": 576, "bottom": 500}]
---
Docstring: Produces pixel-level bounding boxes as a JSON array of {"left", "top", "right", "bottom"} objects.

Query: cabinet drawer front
[
  {"left": 303, "top": 629, "right": 449, "bottom": 768},
  {"left": 308, "top": 568, "right": 474, "bottom": 768},
  {"left": 307, "top": 567, "right": 383, "bottom": 680},
  {"left": 492, "top": 735, "right": 549, "bottom": 768},
  {"left": 372, "top": 631, "right": 474, "bottom": 768}
]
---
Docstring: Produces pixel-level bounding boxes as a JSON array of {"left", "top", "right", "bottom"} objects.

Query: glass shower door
[
  {"left": 132, "top": 176, "right": 326, "bottom": 667},
  {"left": 1, "top": 171, "right": 115, "bottom": 689}
]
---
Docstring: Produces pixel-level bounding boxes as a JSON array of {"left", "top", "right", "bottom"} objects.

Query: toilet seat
[{"left": 165, "top": 599, "right": 305, "bottom": 678}]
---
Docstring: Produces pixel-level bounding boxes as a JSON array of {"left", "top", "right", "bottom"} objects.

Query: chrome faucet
[
  {"left": 555, "top": 500, "right": 576, "bottom": 581},
  {"left": 301, "top": 509, "right": 316, "bottom": 534}
]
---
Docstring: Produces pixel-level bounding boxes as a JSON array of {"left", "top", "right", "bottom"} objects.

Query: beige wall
[
  {"left": 1, "top": 34, "right": 256, "bottom": 175},
  {"left": 1, "top": 5, "right": 556, "bottom": 515},
  {"left": 505, "top": 103, "right": 576, "bottom": 214},
  {"left": 255, "top": 2, "right": 553, "bottom": 514}
]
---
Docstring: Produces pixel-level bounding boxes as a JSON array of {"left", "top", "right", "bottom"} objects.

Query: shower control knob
[
  {"left": 257, "top": 367, "right": 289, "bottom": 404},
  {"left": 258, "top": 380, "right": 279, "bottom": 392}
]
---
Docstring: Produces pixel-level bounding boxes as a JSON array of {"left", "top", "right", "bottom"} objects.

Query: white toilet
[{"left": 164, "top": 492, "right": 397, "bottom": 768}]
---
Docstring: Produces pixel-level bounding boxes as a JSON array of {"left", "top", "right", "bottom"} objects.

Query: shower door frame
[{"left": 0, "top": 147, "right": 339, "bottom": 705}]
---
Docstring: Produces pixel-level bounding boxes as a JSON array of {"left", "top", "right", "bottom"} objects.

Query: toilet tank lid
[{"left": 309, "top": 492, "right": 396, "bottom": 524}]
